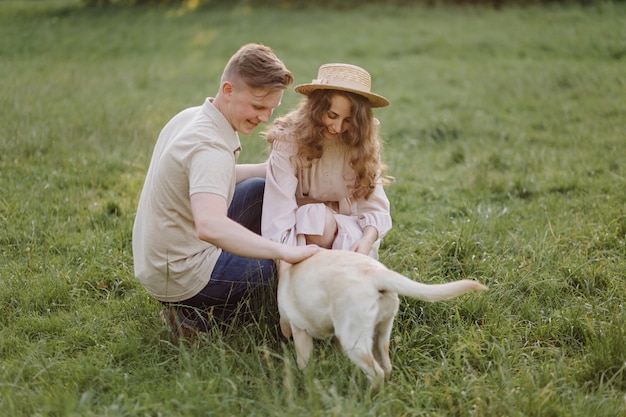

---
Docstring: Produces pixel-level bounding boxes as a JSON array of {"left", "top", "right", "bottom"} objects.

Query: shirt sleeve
[
  {"left": 188, "top": 147, "right": 234, "bottom": 199},
  {"left": 261, "top": 131, "right": 300, "bottom": 246}
]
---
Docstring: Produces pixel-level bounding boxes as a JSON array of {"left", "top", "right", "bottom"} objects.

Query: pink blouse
[{"left": 261, "top": 126, "right": 392, "bottom": 258}]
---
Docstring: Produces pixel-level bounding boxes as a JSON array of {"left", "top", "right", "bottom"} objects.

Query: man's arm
[
  {"left": 235, "top": 162, "right": 267, "bottom": 183},
  {"left": 190, "top": 192, "right": 320, "bottom": 263}
]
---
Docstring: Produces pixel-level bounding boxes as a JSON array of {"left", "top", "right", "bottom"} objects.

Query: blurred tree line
[{"left": 80, "top": 0, "right": 621, "bottom": 7}]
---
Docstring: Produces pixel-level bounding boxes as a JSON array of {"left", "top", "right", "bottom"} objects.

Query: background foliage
[{"left": 79, "top": 0, "right": 624, "bottom": 8}]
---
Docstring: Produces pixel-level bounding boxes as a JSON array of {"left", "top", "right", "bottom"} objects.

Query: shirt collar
[{"left": 202, "top": 97, "right": 241, "bottom": 154}]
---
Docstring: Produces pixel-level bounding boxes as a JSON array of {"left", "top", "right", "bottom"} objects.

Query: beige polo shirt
[{"left": 132, "top": 98, "right": 240, "bottom": 302}]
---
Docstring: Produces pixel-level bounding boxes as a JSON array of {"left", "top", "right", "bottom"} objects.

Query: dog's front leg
[
  {"left": 291, "top": 326, "right": 314, "bottom": 370},
  {"left": 277, "top": 260, "right": 293, "bottom": 339}
]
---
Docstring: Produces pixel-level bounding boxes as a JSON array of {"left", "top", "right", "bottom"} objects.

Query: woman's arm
[
  {"left": 352, "top": 181, "right": 392, "bottom": 253},
  {"left": 261, "top": 140, "right": 300, "bottom": 245}
]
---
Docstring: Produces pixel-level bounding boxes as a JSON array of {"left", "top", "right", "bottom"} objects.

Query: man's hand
[{"left": 280, "top": 244, "right": 323, "bottom": 265}]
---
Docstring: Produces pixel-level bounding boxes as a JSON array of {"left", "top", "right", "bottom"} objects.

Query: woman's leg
[{"left": 305, "top": 205, "right": 338, "bottom": 249}]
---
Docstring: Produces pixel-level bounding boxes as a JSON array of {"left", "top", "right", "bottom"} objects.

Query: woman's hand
[{"left": 350, "top": 226, "right": 378, "bottom": 255}]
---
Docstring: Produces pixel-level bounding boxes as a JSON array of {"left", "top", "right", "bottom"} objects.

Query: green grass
[{"left": 1, "top": 1, "right": 625, "bottom": 415}]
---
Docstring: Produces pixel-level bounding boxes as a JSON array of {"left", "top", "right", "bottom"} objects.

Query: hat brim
[{"left": 294, "top": 84, "right": 389, "bottom": 108}]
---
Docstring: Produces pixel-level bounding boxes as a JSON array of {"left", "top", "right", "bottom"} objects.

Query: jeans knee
[{"left": 241, "top": 177, "right": 265, "bottom": 194}]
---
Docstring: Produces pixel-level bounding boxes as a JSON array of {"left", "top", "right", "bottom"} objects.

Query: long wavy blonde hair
[{"left": 265, "top": 89, "right": 390, "bottom": 200}]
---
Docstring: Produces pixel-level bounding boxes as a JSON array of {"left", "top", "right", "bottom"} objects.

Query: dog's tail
[{"left": 376, "top": 270, "right": 488, "bottom": 302}]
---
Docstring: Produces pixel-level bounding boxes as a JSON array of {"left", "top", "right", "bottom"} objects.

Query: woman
[{"left": 262, "top": 63, "right": 392, "bottom": 260}]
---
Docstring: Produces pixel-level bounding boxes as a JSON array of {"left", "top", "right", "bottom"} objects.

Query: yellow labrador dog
[{"left": 278, "top": 249, "right": 488, "bottom": 383}]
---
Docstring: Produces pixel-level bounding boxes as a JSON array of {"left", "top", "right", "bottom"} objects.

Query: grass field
[{"left": 1, "top": 1, "right": 625, "bottom": 416}]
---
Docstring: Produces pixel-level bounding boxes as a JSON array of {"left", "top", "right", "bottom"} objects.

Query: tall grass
[{"left": 1, "top": 1, "right": 625, "bottom": 415}]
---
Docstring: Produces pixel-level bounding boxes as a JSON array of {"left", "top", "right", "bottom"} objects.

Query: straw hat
[{"left": 294, "top": 63, "right": 389, "bottom": 108}]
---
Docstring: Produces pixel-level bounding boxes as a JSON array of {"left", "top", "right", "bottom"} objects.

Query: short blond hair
[{"left": 222, "top": 43, "right": 293, "bottom": 91}]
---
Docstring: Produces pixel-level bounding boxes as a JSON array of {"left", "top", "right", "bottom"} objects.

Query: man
[{"left": 132, "top": 44, "right": 320, "bottom": 336}]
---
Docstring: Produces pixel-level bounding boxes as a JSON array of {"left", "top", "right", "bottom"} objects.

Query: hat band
[{"left": 312, "top": 77, "right": 371, "bottom": 94}]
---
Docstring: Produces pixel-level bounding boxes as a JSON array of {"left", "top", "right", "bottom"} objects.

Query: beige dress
[{"left": 261, "top": 127, "right": 392, "bottom": 259}]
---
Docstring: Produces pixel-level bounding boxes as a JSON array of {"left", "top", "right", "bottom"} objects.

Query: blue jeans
[{"left": 173, "top": 177, "right": 276, "bottom": 330}]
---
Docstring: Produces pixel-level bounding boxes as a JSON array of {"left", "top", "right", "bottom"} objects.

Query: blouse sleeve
[
  {"left": 355, "top": 178, "right": 393, "bottom": 240},
  {"left": 261, "top": 130, "right": 300, "bottom": 246}
]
